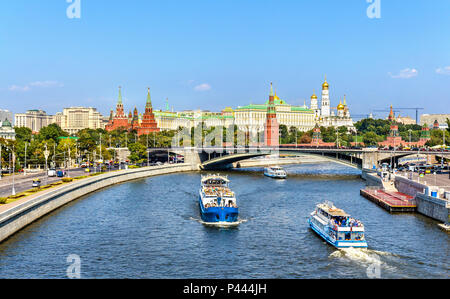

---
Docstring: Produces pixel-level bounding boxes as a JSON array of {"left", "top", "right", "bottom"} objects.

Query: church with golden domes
[{"left": 311, "top": 76, "right": 355, "bottom": 131}]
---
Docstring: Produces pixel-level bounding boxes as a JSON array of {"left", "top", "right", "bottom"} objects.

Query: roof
[
  {"left": 317, "top": 203, "right": 350, "bottom": 217},
  {"left": 201, "top": 174, "right": 230, "bottom": 183}
]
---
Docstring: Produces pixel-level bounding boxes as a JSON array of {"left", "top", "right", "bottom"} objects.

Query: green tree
[
  {"left": 128, "top": 142, "right": 147, "bottom": 163},
  {"left": 38, "top": 124, "right": 68, "bottom": 142}
]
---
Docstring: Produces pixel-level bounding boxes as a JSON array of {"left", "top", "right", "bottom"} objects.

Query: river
[{"left": 0, "top": 163, "right": 448, "bottom": 278}]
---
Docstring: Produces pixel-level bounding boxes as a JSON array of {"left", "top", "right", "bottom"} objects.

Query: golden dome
[
  {"left": 311, "top": 91, "right": 317, "bottom": 99},
  {"left": 337, "top": 100, "right": 345, "bottom": 110},
  {"left": 322, "top": 75, "right": 329, "bottom": 90}
]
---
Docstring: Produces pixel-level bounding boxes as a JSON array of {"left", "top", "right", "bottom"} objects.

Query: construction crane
[
  {"left": 372, "top": 107, "right": 424, "bottom": 124},
  {"left": 394, "top": 108, "right": 424, "bottom": 124}
]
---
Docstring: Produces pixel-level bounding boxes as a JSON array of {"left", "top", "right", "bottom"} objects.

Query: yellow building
[{"left": 234, "top": 87, "right": 316, "bottom": 134}]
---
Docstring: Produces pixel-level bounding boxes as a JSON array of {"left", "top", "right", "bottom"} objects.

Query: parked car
[
  {"left": 32, "top": 179, "right": 41, "bottom": 188},
  {"left": 57, "top": 170, "right": 65, "bottom": 177},
  {"left": 48, "top": 169, "right": 57, "bottom": 177}
]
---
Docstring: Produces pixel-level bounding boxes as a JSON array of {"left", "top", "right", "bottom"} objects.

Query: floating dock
[{"left": 360, "top": 188, "right": 417, "bottom": 212}]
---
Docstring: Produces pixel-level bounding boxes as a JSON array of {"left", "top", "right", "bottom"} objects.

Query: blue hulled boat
[{"left": 199, "top": 174, "right": 239, "bottom": 224}]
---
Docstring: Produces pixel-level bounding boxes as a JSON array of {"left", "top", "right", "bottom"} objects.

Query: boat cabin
[{"left": 316, "top": 202, "right": 365, "bottom": 241}]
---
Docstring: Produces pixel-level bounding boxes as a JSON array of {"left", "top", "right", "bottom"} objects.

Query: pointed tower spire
[
  {"left": 146, "top": 87, "right": 152, "bottom": 107},
  {"left": 166, "top": 98, "right": 169, "bottom": 111},
  {"left": 343, "top": 94, "right": 347, "bottom": 106},
  {"left": 269, "top": 82, "right": 274, "bottom": 97},
  {"left": 118, "top": 86, "right": 123, "bottom": 105}
]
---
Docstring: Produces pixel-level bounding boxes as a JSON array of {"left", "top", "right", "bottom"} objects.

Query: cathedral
[
  {"left": 311, "top": 76, "right": 355, "bottom": 130},
  {"left": 105, "top": 87, "right": 160, "bottom": 136}
]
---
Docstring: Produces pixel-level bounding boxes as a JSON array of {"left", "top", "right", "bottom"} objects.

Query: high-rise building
[
  {"left": 14, "top": 110, "right": 54, "bottom": 133},
  {"left": 57, "top": 107, "right": 105, "bottom": 135}
]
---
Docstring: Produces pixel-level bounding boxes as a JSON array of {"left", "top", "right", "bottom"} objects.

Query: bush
[
  {"left": 62, "top": 178, "right": 74, "bottom": 183},
  {"left": 0, "top": 198, "right": 7, "bottom": 204}
]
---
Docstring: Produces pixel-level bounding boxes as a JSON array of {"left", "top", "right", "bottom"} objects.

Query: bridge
[{"left": 159, "top": 147, "right": 450, "bottom": 170}]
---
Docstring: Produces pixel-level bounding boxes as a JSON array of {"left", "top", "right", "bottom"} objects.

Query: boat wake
[
  {"left": 189, "top": 217, "right": 248, "bottom": 227},
  {"left": 329, "top": 247, "right": 398, "bottom": 274}
]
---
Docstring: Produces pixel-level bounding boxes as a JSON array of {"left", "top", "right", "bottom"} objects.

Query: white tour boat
[{"left": 308, "top": 201, "right": 367, "bottom": 248}]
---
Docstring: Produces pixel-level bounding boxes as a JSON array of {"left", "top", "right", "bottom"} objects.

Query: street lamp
[
  {"left": 12, "top": 145, "right": 16, "bottom": 196},
  {"left": 24, "top": 142, "right": 28, "bottom": 175},
  {"left": 0, "top": 144, "right": 2, "bottom": 181}
]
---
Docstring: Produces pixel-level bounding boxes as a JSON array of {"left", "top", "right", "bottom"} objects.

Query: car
[
  {"left": 32, "top": 180, "right": 41, "bottom": 188},
  {"left": 48, "top": 169, "right": 57, "bottom": 177},
  {"left": 57, "top": 170, "right": 65, "bottom": 177},
  {"left": 85, "top": 168, "right": 91, "bottom": 173}
]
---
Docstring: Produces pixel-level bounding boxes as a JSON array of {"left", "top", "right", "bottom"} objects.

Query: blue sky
[{"left": 1, "top": 0, "right": 449, "bottom": 120}]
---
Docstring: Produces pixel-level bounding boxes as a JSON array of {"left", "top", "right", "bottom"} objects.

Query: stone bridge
[
  {"left": 168, "top": 147, "right": 450, "bottom": 170},
  {"left": 111, "top": 147, "right": 450, "bottom": 170}
]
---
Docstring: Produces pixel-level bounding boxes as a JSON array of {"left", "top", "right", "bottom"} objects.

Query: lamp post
[
  {"left": 44, "top": 143, "right": 49, "bottom": 186},
  {"left": 147, "top": 134, "right": 150, "bottom": 166},
  {"left": 336, "top": 128, "right": 339, "bottom": 149},
  {"left": 12, "top": 145, "right": 16, "bottom": 196},
  {"left": 408, "top": 129, "right": 412, "bottom": 145},
  {"left": 0, "top": 144, "right": 2, "bottom": 180},
  {"left": 100, "top": 133, "right": 103, "bottom": 172},
  {"left": 24, "top": 142, "right": 28, "bottom": 175}
]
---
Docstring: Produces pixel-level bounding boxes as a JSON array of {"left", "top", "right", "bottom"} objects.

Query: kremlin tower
[
  {"left": 137, "top": 88, "right": 160, "bottom": 136},
  {"left": 264, "top": 83, "right": 279, "bottom": 147},
  {"left": 105, "top": 86, "right": 130, "bottom": 131},
  {"left": 105, "top": 87, "right": 160, "bottom": 135}
]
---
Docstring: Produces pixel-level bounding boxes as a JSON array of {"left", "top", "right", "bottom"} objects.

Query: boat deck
[{"left": 360, "top": 188, "right": 416, "bottom": 212}]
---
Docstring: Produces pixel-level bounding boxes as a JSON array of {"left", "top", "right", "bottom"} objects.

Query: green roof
[{"left": 236, "top": 103, "right": 314, "bottom": 113}]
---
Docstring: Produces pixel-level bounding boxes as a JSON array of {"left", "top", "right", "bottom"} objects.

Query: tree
[
  {"left": 128, "top": 142, "right": 147, "bottom": 163},
  {"left": 14, "top": 127, "right": 32, "bottom": 142},
  {"left": 38, "top": 124, "right": 68, "bottom": 142},
  {"left": 363, "top": 132, "right": 381, "bottom": 147}
]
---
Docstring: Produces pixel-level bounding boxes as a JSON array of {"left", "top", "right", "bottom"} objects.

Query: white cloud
[
  {"left": 194, "top": 83, "right": 212, "bottom": 91},
  {"left": 8, "top": 85, "right": 30, "bottom": 92},
  {"left": 7, "top": 80, "right": 63, "bottom": 92},
  {"left": 436, "top": 66, "right": 450, "bottom": 75},
  {"left": 29, "top": 80, "right": 64, "bottom": 87},
  {"left": 388, "top": 68, "right": 418, "bottom": 79}
]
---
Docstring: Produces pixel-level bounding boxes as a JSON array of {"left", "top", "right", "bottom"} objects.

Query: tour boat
[
  {"left": 264, "top": 166, "right": 287, "bottom": 179},
  {"left": 308, "top": 201, "right": 367, "bottom": 248},
  {"left": 198, "top": 174, "right": 239, "bottom": 224}
]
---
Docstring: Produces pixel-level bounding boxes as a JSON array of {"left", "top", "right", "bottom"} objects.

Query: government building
[{"left": 234, "top": 78, "right": 355, "bottom": 134}]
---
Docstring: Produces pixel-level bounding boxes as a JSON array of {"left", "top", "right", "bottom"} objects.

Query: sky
[{"left": 1, "top": 0, "right": 449, "bottom": 121}]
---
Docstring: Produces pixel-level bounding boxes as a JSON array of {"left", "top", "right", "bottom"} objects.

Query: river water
[{"left": 0, "top": 163, "right": 448, "bottom": 279}]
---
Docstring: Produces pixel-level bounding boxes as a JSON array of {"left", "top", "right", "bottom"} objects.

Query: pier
[{"left": 360, "top": 188, "right": 416, "bottom": 212}]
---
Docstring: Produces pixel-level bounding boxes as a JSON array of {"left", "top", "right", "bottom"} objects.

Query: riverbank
[
  {"left": 0, "top": 163, "right": 194, "bottom": 243},
  {"left": 361, "top": 169, "right": 450, "bottom": 225}
]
